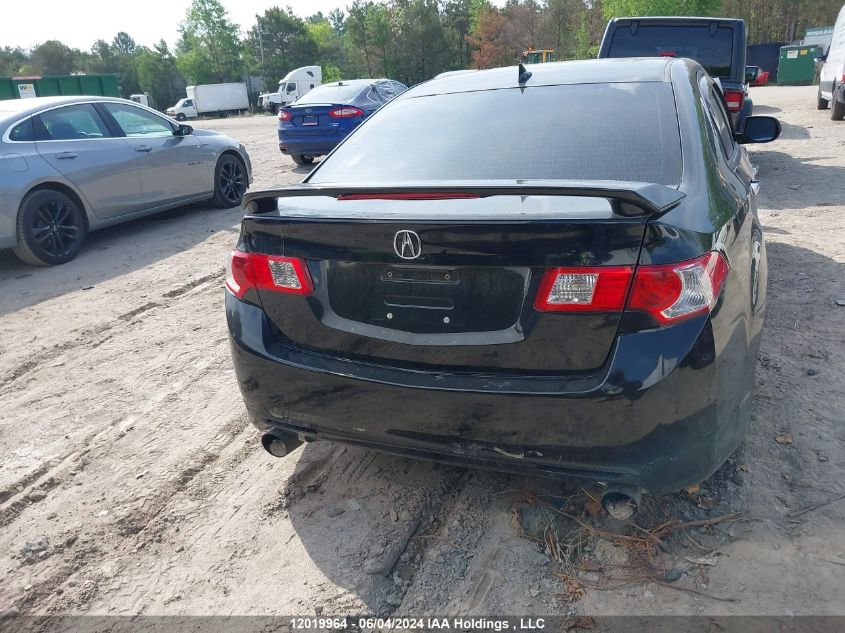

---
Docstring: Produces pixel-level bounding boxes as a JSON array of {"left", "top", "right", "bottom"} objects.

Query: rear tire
[
  {"left": 211, "top": 154, "right": 247, "bottom": 208},
  {"left": 13, "top": 189, "right": 87, "bottom": 266},
  {"left": 832, "top": 95, "right": 845, "bottom": 121},
  {"left": 817, "top": 88, "right": 829, "bottom": 110},
  {"left": 291, "top": 154, "right": 315, "bottom": 166}
]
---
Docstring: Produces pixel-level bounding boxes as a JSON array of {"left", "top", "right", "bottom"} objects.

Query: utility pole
[{"left": 257, "top": 15, "right": 265, "bottom": 64}]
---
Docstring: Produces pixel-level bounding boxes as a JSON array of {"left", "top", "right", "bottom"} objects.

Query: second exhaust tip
[{"left": 600, "top": 487, "right": 642, "bottom": 520}]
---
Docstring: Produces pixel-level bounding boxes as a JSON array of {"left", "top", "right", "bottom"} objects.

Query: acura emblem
[{"left": 393, "top": 230, "right": 422, "bottom": 260}]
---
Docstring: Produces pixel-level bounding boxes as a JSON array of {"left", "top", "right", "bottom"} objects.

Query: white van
[{"left": 818, "top": 3, "right": 845, "bottom": 120}]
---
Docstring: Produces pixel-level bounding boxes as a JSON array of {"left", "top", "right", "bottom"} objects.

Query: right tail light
[
  {"left": 723, "top": 89, "right": 745, "bottom": 112},
  {"left": 328, "top": 107, "right": 364, "bottom": 118},
  {"left": 534, "top": 252, "right": 729, "bottom": 326},
  {"left": 627, "top": 252, "right": 729, "bottom": 325}
]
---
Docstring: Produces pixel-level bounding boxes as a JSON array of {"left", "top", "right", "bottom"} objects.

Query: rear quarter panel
[{"left": 639, "top": 61, "right": 761, "bottom": 420}]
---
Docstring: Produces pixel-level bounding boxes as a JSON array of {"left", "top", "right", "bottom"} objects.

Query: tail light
[
  {"left": 328, "top": 107, "right": 364, "bottom": 118},
  {"left": 534, "top": 267, "right": 633, "bottom": 312},
  {"left": 534, "top": 252, "right": 729, "bottom": 325},
  {"left": 723, "top": 89, "right": 745, "bottom": 112},
  {"left": 628, "top": 252, "right": 729, "bottom": 324},
  {"left": 278, "top": 110, "right": 292, "bottom": 121},
  {"left": 225, "top": 250, "right": 313, "bottom": 299}
]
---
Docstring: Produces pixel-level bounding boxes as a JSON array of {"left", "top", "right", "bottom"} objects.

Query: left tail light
[
  {"left": 534, "top": 252, "right": 729, "bottom": 325},
  {"left": 328, "top": 107, "right": 364, "bottom": 118},
  {"left": 225, "top": 250, "right": 314, "bottom": 299},
  {"left": 278, "top": 110, "right": 292, "bottom": 121},
  {"left": 723, "top": 89, "right": 745, "bottom": 112}
]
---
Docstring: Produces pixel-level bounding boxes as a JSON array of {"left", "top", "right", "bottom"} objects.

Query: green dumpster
[
  {"left": 777, "top": 45, "right": 822, "bottom": 85},
  {"left": 0, "top": 74, "right": 121, "bottom": 100}
]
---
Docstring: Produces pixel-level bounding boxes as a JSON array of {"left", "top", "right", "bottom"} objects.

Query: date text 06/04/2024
[{"left": 288, "top": 617, "right": 547, "bottom": 630}]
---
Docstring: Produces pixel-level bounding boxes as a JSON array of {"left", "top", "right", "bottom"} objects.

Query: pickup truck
[{"left": 598, "top": 17, "right": 752, "bottom": 129}]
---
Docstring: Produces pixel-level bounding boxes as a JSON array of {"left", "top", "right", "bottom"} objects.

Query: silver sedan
[{"left": 0, "top": 96, "right": 252, "bottom": 265}]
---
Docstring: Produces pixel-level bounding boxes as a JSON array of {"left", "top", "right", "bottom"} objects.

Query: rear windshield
[
  {"left": 309, "top": 82, "right": 682, "bottom": 186},
  {"left": 607, "top": 25, "right": 734, "bottom": 78},
  {"left": 296, "top": 84, "right": 364, "bottom": 105}
]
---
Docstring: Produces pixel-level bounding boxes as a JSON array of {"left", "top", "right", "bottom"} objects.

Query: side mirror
[
  {"left": 173, "top": 124, "right": 193, "bottom": 136},
  {"left": 735, "top": 116, "right": 781, "bottom": 144},
  {"left": 745, "top": 66, "right": 759, "bottom": 83}
]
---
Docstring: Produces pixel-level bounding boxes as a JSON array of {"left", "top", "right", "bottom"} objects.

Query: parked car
[
  {"left": 748, "top": 65, "right": 770, "bottom": 87},
  {"left": 598, "top": 17, "right": 753, "bottom": 128},
  {"left": 0, "top": 96, "right": 252, "bottom": 266},
  {"left": 277, "top": 79, "right": 407, "bottom": 166},
  {"left": 817, "top": 3, "right": 845, "bottom": 120},
  {"left": 226, "top": 58, "right": 781, "bottom": 514}
]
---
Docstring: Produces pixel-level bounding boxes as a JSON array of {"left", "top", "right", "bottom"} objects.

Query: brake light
[
  {"left": 533, "top": 252, "right": 729, "bottom": 325},
  {"left": 723, "top": 89, "right": 745, "bottom": 112},
  {"left": 534, "top": 267, "right": 633, "bottom": 312},
  {"left": 225, "top": 250, "right": 313, "bottom": 299},
  {"left": 337, "top": 192, "right": 480, "bottom": 201},
  {"left": 278, "top": 110, "right": 292, "bottom": 121},
  {"left": 328, "top": 107, "right": 364, "bottom": 118},
  {"left": 628, "top": 252, "right": 729, "bottom": 324}
]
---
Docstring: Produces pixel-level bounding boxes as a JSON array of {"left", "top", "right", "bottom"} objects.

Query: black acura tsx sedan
[{"left": 225, "top": 58, "right": 780, "bottom": 513}]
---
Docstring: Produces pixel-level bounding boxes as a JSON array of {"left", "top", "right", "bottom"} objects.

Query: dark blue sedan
[{"left": 278, "top": 79, "right": 407, "bottom": 166}]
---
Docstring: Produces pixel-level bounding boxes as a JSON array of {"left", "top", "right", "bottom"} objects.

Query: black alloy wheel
[
  {"left": 14, "top": 189, "right": 87, "bottom": 266},
  {"left": 212, "top": 155, "right": 247, "bottom": 208}
]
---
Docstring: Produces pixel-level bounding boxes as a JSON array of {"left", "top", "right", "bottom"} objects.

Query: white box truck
[
  {"left": 258, "top": 66, "right": 322, "bottom": 113},
  {"left": 166, "top": 83, "right": 249, "bottom": 120}
]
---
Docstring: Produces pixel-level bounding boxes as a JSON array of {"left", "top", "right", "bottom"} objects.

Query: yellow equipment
[{"left": 522, "top": 49, "right": 559, "bottom": 64}]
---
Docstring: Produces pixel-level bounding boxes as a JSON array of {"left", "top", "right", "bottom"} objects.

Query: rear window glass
[
  {"left": 296, "top": 84, "right": 365, "bottom": 105},
  {"left": 310, "top": 82, "right": 681, "bottom": 186},
  {"left": 607, "top": 25, "right": 734, "bottom": 78},
  {"left": 35, "top": 104, "right": 109, "bottom": 141}
]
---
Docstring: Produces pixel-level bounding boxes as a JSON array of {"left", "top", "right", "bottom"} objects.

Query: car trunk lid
[
  {"left": 282, "top": 104, "right": 344, "bottom": 136},
  {"left": 240, "top": 182, "right": 684, "bottom": 375}
]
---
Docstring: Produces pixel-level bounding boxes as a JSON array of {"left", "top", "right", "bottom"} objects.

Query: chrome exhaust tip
[
  {"left": 600, "top": 487, "right": 641, "bottom": 520},
  {"left": 260, "top": 431, "right": 303, "bottom": 458}
]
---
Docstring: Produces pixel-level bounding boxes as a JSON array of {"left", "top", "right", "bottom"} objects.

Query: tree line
[{"left": 1, "top": 0, "right": 842, "bottom": 109}]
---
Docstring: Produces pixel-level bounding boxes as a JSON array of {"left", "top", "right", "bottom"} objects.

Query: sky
[{"left": 1, "top": 0, "right": 398, "bottom": 51}]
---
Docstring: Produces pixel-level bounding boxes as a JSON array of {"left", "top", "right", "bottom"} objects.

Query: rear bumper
[
  {"left": 278, "top": 140, "right": 338, "bottom": 157},
  {"left": 278, "top": 129, "right": 341, "bottom": 157},
  {"left": 226, "top": 292, "right": 756, "bottom": 494}
]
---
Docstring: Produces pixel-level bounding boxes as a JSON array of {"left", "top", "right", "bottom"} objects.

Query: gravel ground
[{"left": 0, "top": 86, "right": 843, "bottom": 620}]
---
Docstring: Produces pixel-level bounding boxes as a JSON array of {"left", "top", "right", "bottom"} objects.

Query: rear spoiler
[{"left": 242, "top": 180, "right": 685, "bottom": 216}]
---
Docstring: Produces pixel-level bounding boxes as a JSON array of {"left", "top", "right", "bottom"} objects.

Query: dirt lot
[{"left": 1, "top": 86, "right": 844, "bottom": 621}]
